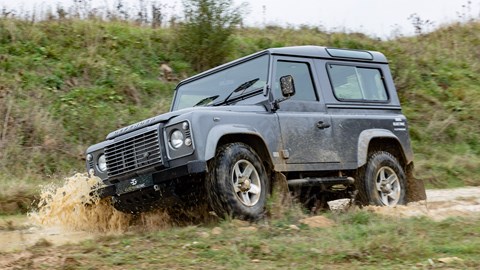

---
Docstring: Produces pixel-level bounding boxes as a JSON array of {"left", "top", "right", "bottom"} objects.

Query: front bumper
[{"left": 92, "top": 160, "right": 208, "bottom": 199}]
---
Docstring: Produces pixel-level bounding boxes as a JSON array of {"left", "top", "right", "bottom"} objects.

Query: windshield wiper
[
  {"left": 193, "top": 95, "right": 220, "bottom": 107},
  {"left": 213, "top": 78, "right": 260, "bottom": 106}
]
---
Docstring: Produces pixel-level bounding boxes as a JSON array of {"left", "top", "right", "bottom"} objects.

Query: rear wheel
[
  {"left": 358, "top": 151, "right": 406, "bottom": 206},
  {"left": 206, "top": 143, "right": 269, "bottom": 220}
]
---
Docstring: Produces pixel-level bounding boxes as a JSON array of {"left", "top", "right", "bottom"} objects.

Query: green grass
[{"left": 7, "top": 211, "right": 479, "bottom": 269}]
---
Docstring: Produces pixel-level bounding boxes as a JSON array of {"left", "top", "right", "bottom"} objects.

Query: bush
[{"left": 175, "top": 0, "right": 245, "bottom": 72}]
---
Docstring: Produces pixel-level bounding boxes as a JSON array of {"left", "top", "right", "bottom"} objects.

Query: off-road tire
[
  {"left": 206, "top": 142, "right": 269, "bottom": 220},
  {"left": 357, "top": 151, "right": 406, "bottom": 206}
]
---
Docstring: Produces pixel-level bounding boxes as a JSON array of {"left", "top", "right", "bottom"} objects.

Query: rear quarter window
[{"left": 327, "top": 64, "right": 388, "bottom": 102}]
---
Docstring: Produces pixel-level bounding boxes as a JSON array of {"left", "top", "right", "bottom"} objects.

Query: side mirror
[{"left": 280, "top": 75, "right": 296, "bottom": 97}]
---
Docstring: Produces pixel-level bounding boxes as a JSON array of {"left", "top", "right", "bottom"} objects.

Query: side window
[
  {"left": 275, "top": 61, "right": 317, "bottom": 101},
  {"left": 328, "top": 64, "right": 388, "bottom": 102}
]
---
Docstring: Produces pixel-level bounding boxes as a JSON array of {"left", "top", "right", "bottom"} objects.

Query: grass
[{"left": 3, "top": 211, "right": 479, "bottom": 269}]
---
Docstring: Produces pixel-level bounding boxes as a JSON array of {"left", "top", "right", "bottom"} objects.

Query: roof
[
  {"left": 177, "top": 45, "right": 388, "bottom": 87},
  {"left": 267, "top": 46, "right": 388, "bottom": 63}
]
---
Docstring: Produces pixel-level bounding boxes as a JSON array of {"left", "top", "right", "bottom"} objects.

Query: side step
[{"left": 287, "top": 177, "right": 355, "bottom": 188}]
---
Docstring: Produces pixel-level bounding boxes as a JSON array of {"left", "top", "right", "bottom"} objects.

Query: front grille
[{"left": 104, "top": 129, "right": 162, "bottom": 177}]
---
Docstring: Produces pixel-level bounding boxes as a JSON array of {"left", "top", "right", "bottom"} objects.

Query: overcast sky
[{"left": 2, "top": 0, "right": 479, "bottom": 38}]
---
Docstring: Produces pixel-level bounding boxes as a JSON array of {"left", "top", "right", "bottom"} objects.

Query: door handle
[{"left": 316, "top": 121, "right": 331, "bottom": 129}]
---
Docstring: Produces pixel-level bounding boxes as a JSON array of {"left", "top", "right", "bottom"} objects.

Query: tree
[{"left": 176, "top": 0, "right": 245, "bottom": 72}]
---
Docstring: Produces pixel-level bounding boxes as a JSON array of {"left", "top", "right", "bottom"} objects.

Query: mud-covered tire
[
  {"left": 206, "top": 143, "right": 269, "bottom": 220},
  {"left": 358, "top": 151, "right": 406, "bottom": 206}
]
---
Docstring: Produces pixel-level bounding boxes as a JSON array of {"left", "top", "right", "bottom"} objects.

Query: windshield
[{"left": 172, "top": 54, "right": 269, "bottom": 110}]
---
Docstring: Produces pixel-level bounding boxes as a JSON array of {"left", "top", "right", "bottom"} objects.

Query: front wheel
[
  {"left": 206, "top": 143, "right": 269, "bottom": 220},
  {"left": 359, "top": 151, "right": 406, "bottom": 206}
]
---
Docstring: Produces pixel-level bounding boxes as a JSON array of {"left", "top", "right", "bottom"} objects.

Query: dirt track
[
  {"left": 1, "top": 187, "right": 479, "bottom": 253},
  {"left": 365, "top": 186, "right": 480, "bottom": 220}
]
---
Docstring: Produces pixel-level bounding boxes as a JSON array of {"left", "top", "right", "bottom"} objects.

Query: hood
[{"left": 106, "top": 104, "right": 267, "bottom": 140}]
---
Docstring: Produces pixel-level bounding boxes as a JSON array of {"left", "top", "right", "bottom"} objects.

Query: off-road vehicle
[{"left": 86, "top": 46, "right": 426, "bottom": 220}]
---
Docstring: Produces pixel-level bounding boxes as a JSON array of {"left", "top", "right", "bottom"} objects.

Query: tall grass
[
  {"left": 1, "top": 0, "right": 175, "bottom": 28},
  {"left": 0, "top": 18, "right": 178, "bottom": 181}
]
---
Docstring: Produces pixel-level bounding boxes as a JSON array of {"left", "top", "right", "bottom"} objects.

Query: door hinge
[{"left": 281, "top": 149, "right": 290, "bottom": 159}]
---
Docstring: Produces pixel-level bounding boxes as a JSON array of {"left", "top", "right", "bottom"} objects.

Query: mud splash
[
  {"left": 0, "top": 173, "right": 177, "bottom": 252},
  {"left": 29, "top": 173, "right": 132, "bottom": 232},
  {"left": 29, "top": 173, "right": 172, "bottom": 233}
]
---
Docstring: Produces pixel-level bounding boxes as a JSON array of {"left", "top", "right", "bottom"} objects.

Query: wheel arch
[
  {"left": 204, "top": 125, "right": 273, "bottom": 170},
  {"left": 357, "top": 129, "right": 412, "bottom": 168}
]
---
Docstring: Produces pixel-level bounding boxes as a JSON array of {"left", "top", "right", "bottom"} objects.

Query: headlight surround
[
  {"left": 170, "top": 129, "right": 184, "bottom": 149},
  {"left": 165, "top": 120, "right": 194, "bottom": 160},
  {"left": 97, "top": 154, "right": 107, "bottom": 172}
]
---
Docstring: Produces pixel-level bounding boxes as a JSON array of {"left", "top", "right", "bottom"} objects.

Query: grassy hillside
[{"left": 1, "top": 18, "right": 479, "bottom": 199}]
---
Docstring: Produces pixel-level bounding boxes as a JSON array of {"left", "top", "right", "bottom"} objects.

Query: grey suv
[{"left": 86, "top": 46, "right": 426, "bottom": 220}]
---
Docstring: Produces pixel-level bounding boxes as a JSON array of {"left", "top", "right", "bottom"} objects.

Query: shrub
[{"left": 174, "top": 0, "right": 245, "bottom": 72}]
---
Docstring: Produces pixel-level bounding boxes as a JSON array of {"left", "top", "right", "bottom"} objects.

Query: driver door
[{"left": 273, "top": 56, "right": 341, "bottom": 166}]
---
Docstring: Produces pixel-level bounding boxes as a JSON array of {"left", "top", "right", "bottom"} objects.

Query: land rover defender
[{"left": 85, "top": 46, "right": 426, "bottom": 220}]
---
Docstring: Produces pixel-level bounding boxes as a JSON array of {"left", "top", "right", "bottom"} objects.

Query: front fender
[{"left": 204, "top": 124, "right": 264, "bottom": 161}]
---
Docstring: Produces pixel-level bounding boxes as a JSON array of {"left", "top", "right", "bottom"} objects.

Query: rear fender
[{"left": 357, "top": 129, "right": 411, "bottom": 167}]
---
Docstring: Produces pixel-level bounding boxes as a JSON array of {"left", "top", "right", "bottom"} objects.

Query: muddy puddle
[
  {"left": 0, "top": 218, "right": 97, "bottom": 252},
  {"left": 1, "top": 173, "right": 480, "bottom": 253}
]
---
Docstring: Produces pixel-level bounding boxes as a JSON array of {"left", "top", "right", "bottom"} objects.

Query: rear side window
[{"left": 328, "top": 64, "right": 388, "bottom": 102}]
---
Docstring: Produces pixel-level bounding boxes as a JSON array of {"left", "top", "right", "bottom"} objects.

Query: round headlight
[
  {"left": 97, "top": 154, "right": 107, "bottom": 172},
  {"left": 170, "top": 130, "right": 184, "bottom": 149}
]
